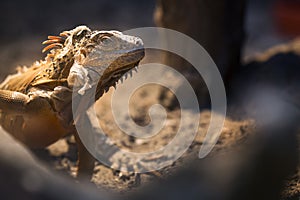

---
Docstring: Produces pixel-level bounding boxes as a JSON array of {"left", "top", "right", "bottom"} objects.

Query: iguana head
[{"left": 43, "top": 25, "right": 144, "bottom": 97}]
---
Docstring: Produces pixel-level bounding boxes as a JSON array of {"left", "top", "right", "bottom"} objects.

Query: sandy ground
[
  {"left": 37, "top": 90, "right": 255, "bottom": 193},
  {"left": 31, "top": 82, "right": 299, "bottom": 198}
]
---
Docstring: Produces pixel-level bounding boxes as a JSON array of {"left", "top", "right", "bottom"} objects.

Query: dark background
[
  {"left": 0, "top": 0, "right": 295, "bottom": 73},
  {"left": 0, "top": 0, "right": 155, "bottom": 42},
  {"left": 0, "top": 0, "right": 155, "bottom": 78}
]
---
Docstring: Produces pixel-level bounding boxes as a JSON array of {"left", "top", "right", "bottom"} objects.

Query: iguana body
[{"left": 0, "top": 25, "right": 144, "bottom": 179}]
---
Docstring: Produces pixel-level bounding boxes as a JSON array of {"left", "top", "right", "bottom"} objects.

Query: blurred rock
[{"left": 0, "top": 127, "right": 106, "bottom": 200}]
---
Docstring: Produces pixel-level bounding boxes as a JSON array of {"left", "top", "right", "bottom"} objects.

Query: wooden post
[{"left": 154, "top": 0, "right": 246, "bottom": 108}]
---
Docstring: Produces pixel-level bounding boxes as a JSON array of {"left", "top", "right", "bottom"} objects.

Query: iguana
[{"left": 0, "top": 25, "right": 144, "bottom": 179}]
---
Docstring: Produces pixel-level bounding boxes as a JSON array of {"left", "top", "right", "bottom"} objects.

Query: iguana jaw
[
  {"left": 95, "top": 48, "right": 144, "bottom": 98},
  {"left": 100, "top": 49, "right": 144, "bottom": 85},
  {"left": 67, "top": 48, "right": 144, "bottom": 97}
]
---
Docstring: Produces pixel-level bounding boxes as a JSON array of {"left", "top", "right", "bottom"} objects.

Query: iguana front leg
[
  {"left": 52, "top": 86, "right": 95, "bottom": 180},
  {"left": 73, "top": 128, "right": 96, "bottom": 180},
  {"left": 0, "top": 89, "right": 67, "bottom": 148},
  {"left": 0, "top": 88, "right": 95, "bottom": 179},
  {"left": 0, "top": 89, "right": 53, "bottom": 114},
  {"left": 0, "top": 90, "right": 31, "bottom": 113}
]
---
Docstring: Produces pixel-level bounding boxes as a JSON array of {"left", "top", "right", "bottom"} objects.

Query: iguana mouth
[{"left": 106, "top": 49, "right": 144, "bottom": 75}]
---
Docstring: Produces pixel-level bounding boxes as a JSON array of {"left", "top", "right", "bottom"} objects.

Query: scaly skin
[{"left": 0, "top": 25, "right": 144, "bottom": 179}]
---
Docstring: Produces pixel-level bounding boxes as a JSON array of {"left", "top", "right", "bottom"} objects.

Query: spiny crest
[
  {"left": 42, "top": 26, "right": 92, "bottom": 54},
  {"left": 42, "top": 35, "right": 65, "bottom": 53}
]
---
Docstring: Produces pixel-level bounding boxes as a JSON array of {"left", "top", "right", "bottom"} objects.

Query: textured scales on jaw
[{"left": 41, "top": 25, "right": 145, "bottom": 97}]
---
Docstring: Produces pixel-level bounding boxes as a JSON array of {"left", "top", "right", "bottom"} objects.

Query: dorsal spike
[
  {"left": 48, "top": 35, "right": 63, "bottom": 40},
  {"left": 42, "top": 38, "right": 63, "bottom": 45},
  {"left": 42, "top": 43, "right": 63, "bottom": 53}
]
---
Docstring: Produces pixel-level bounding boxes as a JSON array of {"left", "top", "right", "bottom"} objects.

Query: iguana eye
[{"left": 100, "top": 35, "right": 112, "bottom": 46}]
